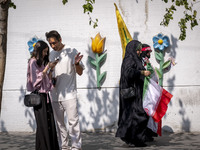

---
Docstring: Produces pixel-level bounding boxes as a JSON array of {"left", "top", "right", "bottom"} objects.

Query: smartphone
[
  {"left": 51, "top": 59, "right": 59, "bottom": 66},
  {"left": 54, "top": 58, "right": 59, "bottom": 63}
]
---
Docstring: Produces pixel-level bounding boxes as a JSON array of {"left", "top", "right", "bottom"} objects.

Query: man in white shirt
[{"left": 46, "top": 30, "right": 84, "bottom": 150}]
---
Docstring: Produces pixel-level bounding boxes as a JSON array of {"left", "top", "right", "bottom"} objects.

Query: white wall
[{"left": 1, "top": 0, "right": 200, "bottom": 133}]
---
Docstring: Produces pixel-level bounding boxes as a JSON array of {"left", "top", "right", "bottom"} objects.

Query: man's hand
[
  {"left": 74, "top": 52, "right": 84, "bottom": 75},
  {"left": 75, "top": 52, "right": 83, "bottom": 65}
]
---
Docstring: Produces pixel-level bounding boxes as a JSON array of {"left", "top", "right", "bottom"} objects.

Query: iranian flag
[{"left": 142, "top": 69, "right": 173, "bottom": 136}]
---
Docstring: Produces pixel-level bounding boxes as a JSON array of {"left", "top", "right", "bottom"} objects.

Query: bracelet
[{"left": 141, "top": 70, "right": 144, "bottom": 75}]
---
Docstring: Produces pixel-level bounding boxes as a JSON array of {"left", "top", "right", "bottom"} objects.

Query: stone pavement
[{"left": 0, "top": 131, "right": 200, "bottom": 150}]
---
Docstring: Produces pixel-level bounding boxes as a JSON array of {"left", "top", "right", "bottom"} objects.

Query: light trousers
[{"left": 52, "top": 99, "right": 82, "bottom": 150}]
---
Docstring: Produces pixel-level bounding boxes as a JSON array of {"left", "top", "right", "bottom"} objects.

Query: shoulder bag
[
  {"left": 24, "top": 90, "right": 41, "bottom": 107},
  {"left": 120, "top": 87, "right": 136, "bottom": 99}
]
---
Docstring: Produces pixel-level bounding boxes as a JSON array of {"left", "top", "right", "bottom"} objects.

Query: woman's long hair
[{"left": 31, "top": 40, "right": 49, "bottom": 67}]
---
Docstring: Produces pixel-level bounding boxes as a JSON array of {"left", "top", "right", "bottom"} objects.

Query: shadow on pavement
[
  {"left": 1, "top": 131, "right": 200, "bottom": 150},
  {"left": 0, "top": 132, "right": 35, "bottom": 150}
]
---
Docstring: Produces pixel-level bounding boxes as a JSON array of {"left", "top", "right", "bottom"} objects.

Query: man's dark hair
[{"left": 45, "top": 30, "right": 61, "bottom": 41}]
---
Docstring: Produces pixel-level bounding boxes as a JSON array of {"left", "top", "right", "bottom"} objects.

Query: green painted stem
[
  {"left": 96, "top": 53, "right": 100, "bottom": 88},
  {"left": 159, "top": 51, "right": 164, "bottom": 87}
]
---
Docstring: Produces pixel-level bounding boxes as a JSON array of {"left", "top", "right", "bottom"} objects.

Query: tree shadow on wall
[
  {"left": 165, "top": 35, "right": 191, "bottom": 132},
  {"left": 78, "top": 45, "right": 119, "bottom": 132},
  {"left": 166, "top": 34, "right": 178, "bottom": 100},
  {"left": 0, "top": 120, "right": 7, "bottom": 132},
  {"left": 19, "top": 86, "right": 36, "bottom": 132},
  {"left": 178, "top": 99, "right": 191, "bottom": 132},
  {"left": 162, "top": 34, "right": 178, "bottom": 125},
  {"left": 132, "top": 32, "right": 139, "bottom": 40}
]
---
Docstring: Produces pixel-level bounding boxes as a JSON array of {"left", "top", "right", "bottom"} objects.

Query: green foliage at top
[
  {"left": 0, "top": 0, "right": 16, "bottom": 9},
  {"left": 62, "top": 0, "right": 68, "bottom": 5},
  {"left": 7, "top": 0, "right": 199, "bottom": 36},
  {"left": 62, "top": 0, "right": 98, "bottom": 28},
  {"left": 160, "top": 0, "right": 199, "bottom": 41},
  {"left": 82, "top": 0, "right": 98, "bottom": 28},
  {"left": 9, "top": 1, "right": 16, "bottom": 9},
  {"left": 83, "top": 0, "right": 95, "bottom": 13}
]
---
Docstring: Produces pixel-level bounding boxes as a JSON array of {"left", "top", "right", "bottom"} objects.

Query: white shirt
[{"left": 49, "top": 45, "right": 84, "bottom": 101}]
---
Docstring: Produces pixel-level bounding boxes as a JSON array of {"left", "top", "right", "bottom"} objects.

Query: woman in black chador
[{"left": 116, "top": 40, "right": 151, "bottom": 147}]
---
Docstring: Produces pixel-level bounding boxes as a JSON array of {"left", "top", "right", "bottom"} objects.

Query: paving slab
[{"left": 0, "top": 132, "right": 200, "bottom": 150}]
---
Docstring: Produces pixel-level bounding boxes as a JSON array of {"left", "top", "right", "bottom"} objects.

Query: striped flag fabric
[
  {"left": 143, "top": 77, "right": 173, "bottom": 123},
  {"left": 147, "top": 116, "right": 162, "bottom": 136},
  {"left": 142, "top": 67, "right": 173, "bottom": 136},
  {"left": 142, "top": 63, "right": 173, "bottom": 136}
]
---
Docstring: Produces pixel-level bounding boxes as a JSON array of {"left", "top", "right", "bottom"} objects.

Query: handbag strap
[{"left": 32, "top": 89, "right": 39, "bottom": 94}]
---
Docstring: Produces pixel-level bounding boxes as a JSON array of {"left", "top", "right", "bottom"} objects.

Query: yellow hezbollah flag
[{"left": 114, "top": 3, "right": 133, "bottom": 58}]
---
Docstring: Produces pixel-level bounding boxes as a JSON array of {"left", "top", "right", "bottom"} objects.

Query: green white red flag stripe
[
  {"left": 147, "top": 117, "right": 162, "bottom": 136},
  {"left": 143, "top": 77, "right": 173, "bottom": 123},
  {"left": 142, "top": 63, "right": 173, "bottom": 136}
]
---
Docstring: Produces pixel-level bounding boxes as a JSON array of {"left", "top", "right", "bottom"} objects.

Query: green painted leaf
[
  {"left": 162, "top": 60, "right": 171, "bottom": 70},
  {"left": 98, "top": 71, "right": 107, "bottom": 83},
  {"left": 88, "top": 56, "right": 97, "bottom": 68},
  {"left": 155, "top": 67, "right": 162, "bottom": 79},
  {"left": 97, "top": 53, "right": 107, "bottom": 64},
  {"left": 155, "top": 51, "right": 162, "bottom": 61}
]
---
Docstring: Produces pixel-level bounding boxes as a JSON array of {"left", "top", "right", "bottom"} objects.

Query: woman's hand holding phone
[{"left": 49, "top": 59, "right": 59, "bottom": 70}]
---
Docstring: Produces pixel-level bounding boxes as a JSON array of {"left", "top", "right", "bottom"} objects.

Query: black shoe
[
  {"left": 134, "top": 142, "right": 147, "bottom": 147},
  {"left": 145, "top": 136, "right": 154, "bottom": 142}
]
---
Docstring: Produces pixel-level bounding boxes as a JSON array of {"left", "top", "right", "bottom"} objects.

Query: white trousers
[{"left": 52, "top": 99, "right": 82, "bottom": 150}]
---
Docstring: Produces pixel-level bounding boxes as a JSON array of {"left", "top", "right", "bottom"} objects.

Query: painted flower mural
[
  {"left": 153, "top": 33, "right": 169, "bottom": 51},
  {"left": 152, "top": 33, "right": 175, "bottom": 86},
  {"left": 91, "top": 33, "right": 106, "bottom": 54},
  {"left": 27, "top": 37, "right": 39, "bottom": 54},
  {"left": 88, "top": 33, "right": 107, "bottom": 88}
]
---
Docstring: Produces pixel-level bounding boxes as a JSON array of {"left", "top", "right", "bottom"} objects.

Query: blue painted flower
[
  {"left": 153, "top": 33, "right": 169, "bottom": 51},
  {"left": 27, "top": 37, "right": 39, "bottom": 54}
]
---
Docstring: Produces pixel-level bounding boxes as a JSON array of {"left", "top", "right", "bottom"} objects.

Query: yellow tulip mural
[
  {"left": 88, "top": 33, "right": 107, "bottom": 88},
  {"left": 91, "top": 33, "right": 106, "bottom": 54}
]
